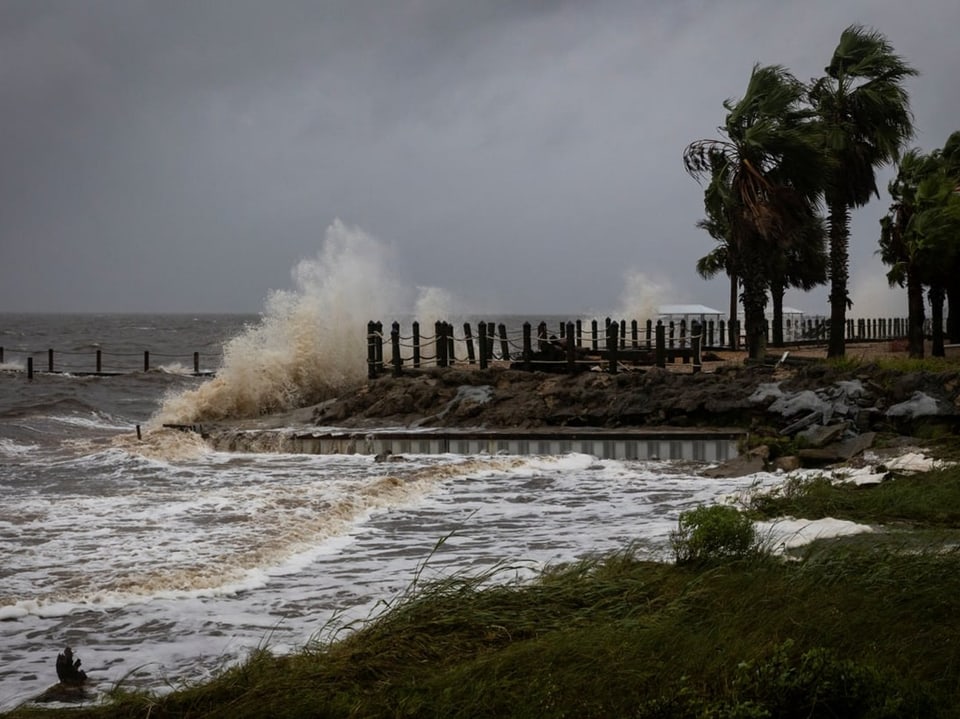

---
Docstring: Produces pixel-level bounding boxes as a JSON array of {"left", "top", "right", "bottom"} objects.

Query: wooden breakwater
[
  {"left": 205, "top": 427, "right": 745, "bottom": 462},
  {"left": 0, "top": 347, "right": 216, "bottom": 378}
]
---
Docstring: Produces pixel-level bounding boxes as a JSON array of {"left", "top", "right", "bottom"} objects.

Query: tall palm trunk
[
  {"left": 947, "top": 279, "right": 960, "bottom": 342},
  {"left": 827, "top": 200, "right": 850, "bottom": 357},
  {"left": 741, "top": 254, "right": 768, "bottom": 360},
  {"left": 770, "top": 281, "right": 785, "bottom": 347},
  {"left": 906, "top": 269, "right": 925, "bottom": 358},
  {"left": 930, "top": 285, "right": 945, "bottom": 357},
  {"left": 728, "top": 271, "right": 738, "bottom": 350}
]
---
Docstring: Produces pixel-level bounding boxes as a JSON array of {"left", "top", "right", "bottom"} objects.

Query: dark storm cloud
[{"left": 2, "top": 0, "right": 958, "bottom": 314}]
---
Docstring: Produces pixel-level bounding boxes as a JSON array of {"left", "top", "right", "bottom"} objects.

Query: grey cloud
[{"left": 1, "top": 0, "right": 958, "bottom": 315}]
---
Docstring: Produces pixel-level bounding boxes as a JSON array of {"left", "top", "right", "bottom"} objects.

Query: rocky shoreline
[{"left": 301, "top": 360, "right": 960, "bottom": 470}]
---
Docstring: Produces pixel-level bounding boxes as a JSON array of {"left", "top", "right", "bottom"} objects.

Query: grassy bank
[{"left": 8, "top": 466, "right": 960, "bottom": 717}]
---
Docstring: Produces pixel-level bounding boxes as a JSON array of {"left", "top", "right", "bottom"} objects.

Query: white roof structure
[
  {"left": 765, "top": 306, "right": 805, "bottom": 317},
  {"left": 658, "top": 304, "right": 724, "bottom": 317}
]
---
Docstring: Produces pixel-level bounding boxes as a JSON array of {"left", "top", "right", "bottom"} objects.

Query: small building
[
  {"left": 766, "top": 306, "right": 806, "bottom": 341},
  {"left": 658, "top": 304, "right": 725, "bottom": 329}
]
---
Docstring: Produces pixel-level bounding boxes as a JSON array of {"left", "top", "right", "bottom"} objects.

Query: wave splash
[{"left": 155, "top": 221, "right": 406, "bottom": 425}]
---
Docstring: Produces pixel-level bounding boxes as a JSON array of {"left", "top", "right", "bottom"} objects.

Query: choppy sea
[{"left": 0, "top": 311, "right": 800, "bottom": 710}]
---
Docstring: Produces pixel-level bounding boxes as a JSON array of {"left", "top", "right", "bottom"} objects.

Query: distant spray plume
[
  {"left": 616, "top": 270, "right": 671, "bottom": 322},
  {"left": 414, "top": 286, "right": 461, "bottom": 329},
  {"left": 155, "top": 221, "right": 408, "bottom": 424}
]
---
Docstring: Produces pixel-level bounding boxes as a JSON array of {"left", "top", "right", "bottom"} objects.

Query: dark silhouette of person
[{"left": 55, "top": 647, "right": 87, "bottom": 684}]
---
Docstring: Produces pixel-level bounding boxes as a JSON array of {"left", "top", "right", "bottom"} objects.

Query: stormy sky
[{"left": 2, "top": 0, "right": 958, "bottom": 317}]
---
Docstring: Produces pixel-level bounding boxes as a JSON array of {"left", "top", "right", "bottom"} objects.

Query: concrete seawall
[{"left": 203, "top": 427, "right": 745, "bottom": 462}]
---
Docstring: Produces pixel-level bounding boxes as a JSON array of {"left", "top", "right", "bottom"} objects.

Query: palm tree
[
  {"left": 694, "top": 184, "right": 740, "bottom": 349},
  {"left": 685, "top": 64, "right": 825, "bottom": 360},
  {"left": 879, "top": 149, "right": 939, "bottom": 357},
  {"left": 940, "top": 131, "right": 960, "bottom": 341},
  {"left": 880, "top": 144, "right": 960, "bottom": 357},
  {"left": 809, "top": 25, "right": 917, "bottom": 357},
  {"left": 769, "top": 216, "right": 828, "bottom": 346}
]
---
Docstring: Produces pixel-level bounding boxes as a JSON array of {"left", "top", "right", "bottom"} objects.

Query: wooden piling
[
  {"left": 391, "top": 321, "right": 402, "bottom": 377},
  {"left": 464, "top": 322, "right": 476, "bottom": 365},
  {"left": 498, "top": 323, "right": 510, "bottom": 361},
  {"left": 522, "top": 322, "right": 532, "bottom": 371},
  {"left": 607, "top": 322, "right": 619, "bottom": 374},
  {"left": 566, "top": 322, "right": 576, "bottom": 372},
  {"left": 367, "top": 321, "right": 377, "bottom": 379},
  {"left": 692, "top": 321, "right": 702, "bottom": 373},
  {"left": 27, "top": 356, "right": 34, "bottom": 380},
  {"left": 97, "top": 349, "right": 102, "bottom": 373},
  {"left": 435, "top": 321, "right": 446, "bottom": 368},
  {"left": 413, "top": 321, "right": 421, "bottom": 368},
  {"left": 375, "top": 322, "right": 384, "bottom": 373},
  {"left": 478, "top": 322, "right": 488, "bottom": 370},
  {"left": 194, "top": 352, "right": 200, "bottom": 374},
  {"left": 143, "top": 351, "right": 150, "bottom": 372},
  {"left": 48, "top": 348, "right": 54, "bottom": 372},
  {"left": 591, "top": 320, "right": 598, "bottom": 352},
  {"left": 655, "top": 321, "right": 666, "bottom": 368}
]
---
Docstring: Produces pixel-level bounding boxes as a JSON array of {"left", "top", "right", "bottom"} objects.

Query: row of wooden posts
[
  {"left": 0, "top": 347, "right": 207, "bottom": 379},
  {"left": 367, "top": 319, "right": 706, "bottom": 378},
  {"left": 367, "top": 314, "right": 915, "bottom": 378}
]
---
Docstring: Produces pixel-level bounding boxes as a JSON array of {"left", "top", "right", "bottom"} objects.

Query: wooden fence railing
[{"left": 367, "top": 316, "right": 913, "bottom": 378}]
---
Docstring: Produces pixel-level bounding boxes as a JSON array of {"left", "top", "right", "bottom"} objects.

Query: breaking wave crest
[{"left": 155, "top": 221, "right": 406, "bottom": 425}]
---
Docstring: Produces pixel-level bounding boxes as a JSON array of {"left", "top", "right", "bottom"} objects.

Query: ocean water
[
  {"left": 0, "top": 225, "right": 797, "bottom": 710},
  {"left": 0, "top": 311, "right": 796, "bottom": 710}
]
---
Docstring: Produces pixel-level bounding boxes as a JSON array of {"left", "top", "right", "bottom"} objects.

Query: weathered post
[
  {"left": 566, "top": 322, "right": 576, "bottom": 372},
  {"left": 375, "top": 322, "right": 384, "bottom": 374},
  {"left": 28, "top": 356, "right": 34, "bottom": 380},
  {"left": 446, "top": 322, "right": 456, "bottom": 364},
  {"left": 619, "top": 319, "right": 626, "bottom": 350},
  {"left": 668, "top": 321, "right": 676, "bottom": 362},
  {"left": 522, "top": 322, "right": 532, "bottom": 371},
  {"left": 391, "top": 321, "right": 402, "bottom": 377},
  {"left": 631, "top": 319, "right": 638, "bottom": 349},
  {"left": 707, "top": 320, "right": 715, "bottom": 348},
  {"left": 576, "top": 319, "right": 583, "bottom": 348},
  {"left": 464, "top": 322, "right": 476, "bottom": 365},
  {"left": 537, "top": 321, "right": 548, "bottom": 352},
  {"left": 607, "top": 321, "right": 619, "bottom": 374},
  {"left": 0, "top": 347, "right": 3, "bottom": 363},
  {"left": 478, "top": 321, "right": 488, "bottom": 370},
  {"left": 193, "top": 352, "right": 200, "bottom": 374},
  {"left": 655, "top": 321, "right": 666, "bottom": 368},
  {"left": 144, "top": 351, "right": 150, "bottom": 372},
  {"left": 591, "top": 320, "right": 598, "bottom": 352},
  {"left": 692, "top": 321, "right": 702, "bottom": 374},
  {"left": 435, "top": 321, "right": 444, "bottom": 368},
  {"left": 96, "top": 349, "right": 102, "bottom": 374},
  {"left": 559, "top": 322, "right": 566, "bottom": 340},
  {"left": 48, "top": 349, "right": 54, "bottom": 373},
  {"left": 719, "top": 319, "right": 726, "bottom": 348},
  {"left": 367, "top": 321, "right": 377, "bottom": 379},
  {"left": 646, "top": 319, "right": 653, "bottom": 350},
  {"left": 498, "top": 323, "right": 510, "bottom": 361},
  {"left": 680, "top": 320, "right": 689, "bottom": 363},
  {"left": 412, "top": 321, "right": 421, "bottom": 368}
]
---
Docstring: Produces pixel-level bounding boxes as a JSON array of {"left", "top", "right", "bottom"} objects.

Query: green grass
[
  {"left": 9, "top": 465, "right": 960, "bottom": 717},
  {"left": 750, "top": 464, "right": 960, "bottom": 527}
]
